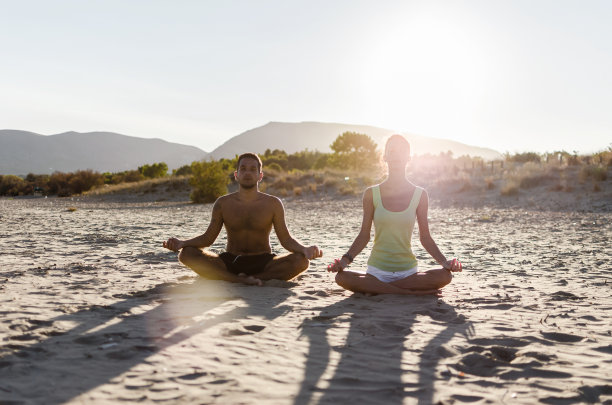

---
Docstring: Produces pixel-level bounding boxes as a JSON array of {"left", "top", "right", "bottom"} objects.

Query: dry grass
[
  {"left": 500, "top": 180, "right": 519, "bottom": 196},
  {"left": 85, "top": 176, "right": 190, "bottom": 196}
]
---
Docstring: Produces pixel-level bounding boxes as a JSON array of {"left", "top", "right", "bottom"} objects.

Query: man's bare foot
[{"left": 238, "top": 273, "right": 263, "bottom": 286}]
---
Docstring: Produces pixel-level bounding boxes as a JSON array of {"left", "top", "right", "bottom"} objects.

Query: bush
[
  {"left": 267, "top": 162, "right": 283, "bottom": 172},
  {"left": 138, "top": 162, "right": 168, "bottom": 179},
  {"left": 189, "top": 161, "right": 229, "bottom": 203},
  {"left": 48, "top": 170, "right": 103, "bottom": 196},
  {"left": 580, "top": 165, "right": 608, "bottom": 182},
  {"left": 501, "top": 181, "right": 519, "bottom": 196},
  {"left": 48, "top": 172, "right": 72, "bottom": 196},
  {"left": 172, "top": 165, "right": 192, "bottom": 176},
  {"left": 506, "top": 152, "right": 541, "bottom": 163},
  {"left": 0, "top": 175, "right": 28, "bottom": 196}
]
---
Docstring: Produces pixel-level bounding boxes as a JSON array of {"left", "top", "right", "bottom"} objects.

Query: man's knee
[
  {"left": 293, "top": 253, "right": 310, "bottom": 271},
  {"left": 178, "top": 246, "right": 201, "bottom": 264}
]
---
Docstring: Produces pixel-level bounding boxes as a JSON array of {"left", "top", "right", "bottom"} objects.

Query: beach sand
[{"left": 0, "top": 193, "right": 610, "bottom": 404}]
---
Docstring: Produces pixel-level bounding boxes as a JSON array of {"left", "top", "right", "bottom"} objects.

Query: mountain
[
  {"left": 210, "top": 121, "right": 502, "bottom": 160},
  {"left": 0, "top": 130, "right": 209, "bottom": 175}
]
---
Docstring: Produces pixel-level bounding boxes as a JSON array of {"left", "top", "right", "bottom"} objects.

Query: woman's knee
[
  {"left": 439, "top": 269, "right": 453, "bottom": 287},
  {"left": 335, "top": 271, "right": 350, "bottom": 287}
]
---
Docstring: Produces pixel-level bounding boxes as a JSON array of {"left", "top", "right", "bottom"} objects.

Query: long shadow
[
  {"left": 0, "top": 278, "right": 294, "bottom": 404},
  {"left": 294, "top": 294, "right": 472, "bottom": 405}
]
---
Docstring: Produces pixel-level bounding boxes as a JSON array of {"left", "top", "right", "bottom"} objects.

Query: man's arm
[
  {"left": 163, "top": 199, "right": 224, "bottom": 251},
  {"left": 271, "top": 197, "right": 322, "bottom": 260}
]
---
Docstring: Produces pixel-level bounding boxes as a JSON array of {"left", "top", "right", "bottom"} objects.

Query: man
[{"left": 163, "top": 153, "right": 322, "bottom": 285}]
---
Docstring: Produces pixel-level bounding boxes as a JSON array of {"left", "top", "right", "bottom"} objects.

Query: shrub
[
  {"left": 501, "top": 181, "right": 519, "bottom": 196},
  {"left": 68, "top": 170, "right": 104, "bottom": 194},
  {"left": 267, "top": 162, "right": 283, "bottom": 172},
  {"left": 138, "top": 162, "right": 168, "bottom": 178},
  {"left": 48, "top": 172, "right": 72, "bottom": 196},
  {"left": 172, "top": 164, "right": 192, "bottom": 176},
  {"left": 189, "top": 161, "right": 229, "bottom": 203},
  {"left": 0, "top": 175, "right": 28, "bottom": 196},
  {"left": 48, "top": 170, "right": 103, "bottom": 196},
  {"left": 506, "top": 152, "right": 541, "bottom": 163},
  {"left": 580, "top": 165, "right": 608, "bottom": 182}
]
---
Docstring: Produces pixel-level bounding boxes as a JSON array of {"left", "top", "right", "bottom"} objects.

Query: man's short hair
[{"left": 236, "top": 153, "right": 263, "bottom": 172}]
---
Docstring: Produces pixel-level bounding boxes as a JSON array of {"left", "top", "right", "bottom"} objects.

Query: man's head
[{"left": 235, "top": 153, "right": 263, "bottom": 189}]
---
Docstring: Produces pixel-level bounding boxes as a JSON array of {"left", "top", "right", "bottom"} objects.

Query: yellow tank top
[{"left": 367, "top": 185, "right": 423, "bottom": 272}]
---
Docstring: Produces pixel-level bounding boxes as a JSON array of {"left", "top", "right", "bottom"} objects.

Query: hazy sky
[{"left": 1, "top": 0, "right": 611, "bottom": 153}]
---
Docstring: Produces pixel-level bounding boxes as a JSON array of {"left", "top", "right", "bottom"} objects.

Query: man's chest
[{"left": 222, "top": 203, "right": 274, "bottom": 231}]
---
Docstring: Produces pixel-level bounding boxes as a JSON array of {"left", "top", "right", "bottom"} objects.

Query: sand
[{"left": 0, "top": 194, "right": 611, "bottom": 404}]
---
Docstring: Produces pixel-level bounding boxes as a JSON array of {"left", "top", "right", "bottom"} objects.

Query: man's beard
[{"left": 239, "top": 182, "right": 256, "bottom": 189}]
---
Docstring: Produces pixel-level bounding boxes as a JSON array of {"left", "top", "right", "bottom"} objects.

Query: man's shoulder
[
  {"left": 216, "top": 192, "right": 237, "bottom": 204},
  {"left": 259, "top": 191, "right": 281, "bottom": 201}
]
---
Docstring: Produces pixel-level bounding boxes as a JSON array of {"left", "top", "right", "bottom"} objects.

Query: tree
[{"left": 329, "top": 132, "right": 379, "bottom": 170}]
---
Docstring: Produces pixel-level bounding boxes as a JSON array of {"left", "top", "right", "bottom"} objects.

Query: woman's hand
[
  {"left": 442, "top": 258, "right": 462, "bottom": 272},
  {"left": 327, "top": 257, "right": 349, "bottom": 273}
]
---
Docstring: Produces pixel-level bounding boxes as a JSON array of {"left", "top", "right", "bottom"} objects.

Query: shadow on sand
[
  {"left": 294, "top": 294, "right": 473, "bottom": 405},
  {"left": 0, "top": 278, "right": 295, "bottom": 404}
]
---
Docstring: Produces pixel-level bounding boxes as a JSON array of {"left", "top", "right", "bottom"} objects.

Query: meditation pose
[
  {"left": 164, "top": 153, "right": 322, "bottom": 285},
  {"left": 327, "top": 135, "right": 462, "bottom": 295}
]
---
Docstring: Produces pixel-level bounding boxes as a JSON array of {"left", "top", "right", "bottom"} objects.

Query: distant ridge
[
  {"left": 0, "top": 130, "right": 209, "bottom": 175},
  {"left": 210, "top": 121, "right": 501, "bottom": 160}
]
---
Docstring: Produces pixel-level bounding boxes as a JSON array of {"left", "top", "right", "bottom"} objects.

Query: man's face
[{"left": 235, "top": 158, "right": 262, "bottom": 189}]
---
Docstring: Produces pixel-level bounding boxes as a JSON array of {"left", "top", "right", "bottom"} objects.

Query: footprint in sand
[
  {"left": 540, "top": 331, "right": 583, "bottom": 343},
  {"left": 176, "top": 372, "right": 209, "bottom": 381},
  {"left": 224, "top": 324, "right": 266, "bottom": 336}
]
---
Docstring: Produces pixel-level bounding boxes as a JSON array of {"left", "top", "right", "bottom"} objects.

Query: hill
[
  {"left": 0, "top": 130, "right": 209, "bottom": 175},
  {"left": 210, "top": 121, "right": 501, "bottom": 160}
]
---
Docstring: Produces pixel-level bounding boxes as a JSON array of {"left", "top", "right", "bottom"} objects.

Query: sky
[{"left": 1, "top": 0, "right": 611, "bottom": 154}]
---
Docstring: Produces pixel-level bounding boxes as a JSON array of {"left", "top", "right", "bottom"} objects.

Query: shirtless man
[{"left": 163, "top": 153, "right": 322, "bottom": 285}]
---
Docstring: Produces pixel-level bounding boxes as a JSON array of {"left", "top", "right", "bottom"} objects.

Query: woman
[{"left": 327, "top": 134, "right": 462, "bottom": 295}]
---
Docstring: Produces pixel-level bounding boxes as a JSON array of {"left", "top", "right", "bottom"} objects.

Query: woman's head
[{"left": 384, "top": 134, "right": 411, "bottom": 164}]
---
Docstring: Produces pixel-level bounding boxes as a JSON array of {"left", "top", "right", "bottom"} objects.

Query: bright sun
[{"left": 355, "top": 6, "right": 489, "bottom": 139}]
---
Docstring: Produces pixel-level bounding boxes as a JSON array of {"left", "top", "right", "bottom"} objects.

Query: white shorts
[{"left": 366, "top": 265, "right": 418, "bottom": 283}]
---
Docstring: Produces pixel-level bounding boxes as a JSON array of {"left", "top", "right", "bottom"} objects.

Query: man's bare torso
[{"left": 219, "top": 192, "right": 278, "bottom": 255}]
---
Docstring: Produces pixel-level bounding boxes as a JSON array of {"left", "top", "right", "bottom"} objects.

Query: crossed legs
[
  {"left": 178, "top": 247, "right": 309, "bottom": 284},
  {"left": 335, "top": 268, "right": 453, "bottom": 295}
]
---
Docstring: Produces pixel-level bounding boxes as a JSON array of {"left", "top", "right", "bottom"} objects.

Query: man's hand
[
  {"left": 442, "top": 258, "right": 462, "bottom": 272},
  {"left": 163, "top": 237, "right": 184, "bottom": 252},
  {"left": 302, "top": 245, "right": 323, "bottom": 260}
]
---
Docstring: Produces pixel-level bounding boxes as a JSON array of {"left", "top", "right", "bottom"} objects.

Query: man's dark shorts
[{"left": 219, "top": 252, "right": 276, "bottom": 276}]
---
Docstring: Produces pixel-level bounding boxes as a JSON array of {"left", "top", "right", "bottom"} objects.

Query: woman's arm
[
  {"left": 416, "top": 190, "right": 461, "bottom": 270},
  {"left": 328, "top": 188, "right": 374, "bottom": 272}
]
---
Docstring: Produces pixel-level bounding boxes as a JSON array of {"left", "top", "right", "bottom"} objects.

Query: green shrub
[
  {"left": 189, "top": 161, "right": 229, "bottom": 203},
  {"left": 138, "top": 162, "right": 168, "bottom": 178},
  {"left": 0, "top": 175, "right": 28, "bottom": 196},
  {"left": 267, "top": 162, "right": 283, "bottom": 172},
  {"left": 172, "top": 164, "right": 192, "bottom": 176}
]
